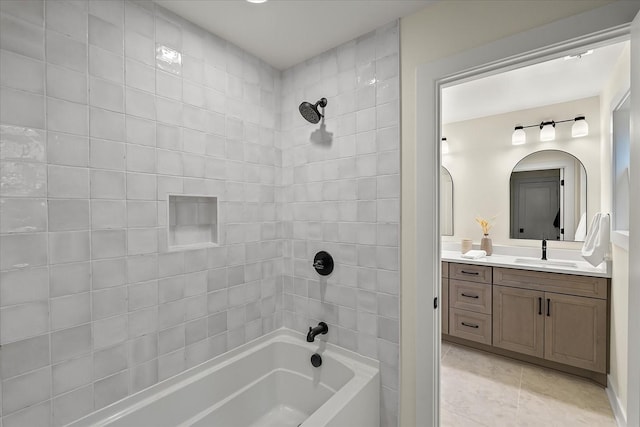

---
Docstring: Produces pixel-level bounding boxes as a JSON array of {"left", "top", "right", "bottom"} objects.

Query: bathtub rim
[{"left": 67, "top": 327, "right": 379, "bottom": 427}]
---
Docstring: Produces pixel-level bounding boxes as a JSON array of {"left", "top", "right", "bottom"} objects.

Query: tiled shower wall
[
  {"left": 0, "top": 1, "right": 401, "bottom": 426},
  {"left": 0, "top": 1, "right": 283, "bottom": 425},
  {"left": 280, "top": 22, "right": 401, "bottom": 427}
]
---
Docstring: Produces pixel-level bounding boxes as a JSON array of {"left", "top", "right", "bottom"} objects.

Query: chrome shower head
[{"left": 299, "top": 98, "right": 327, "bottom": 124}]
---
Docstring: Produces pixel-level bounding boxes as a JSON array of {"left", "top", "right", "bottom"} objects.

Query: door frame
[{"left": 413, "top": 3, "right": 640, "bottom": 425}]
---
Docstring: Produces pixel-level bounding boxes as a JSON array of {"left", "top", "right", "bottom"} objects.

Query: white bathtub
[{"left": 69, "top": 328, "right": 379, "bottom": 427}]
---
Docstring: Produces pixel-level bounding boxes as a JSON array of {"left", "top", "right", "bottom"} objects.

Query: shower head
[{"left": 299, "top": 98, "right": 327, "bottom": 124}]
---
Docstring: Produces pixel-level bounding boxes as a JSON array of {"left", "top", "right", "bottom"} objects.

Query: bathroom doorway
[{"left": 412, "top": 6, "right": 640, "bottom": 425}]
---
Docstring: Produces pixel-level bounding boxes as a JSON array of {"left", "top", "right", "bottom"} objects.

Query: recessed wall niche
[{"left": 168, "top": 195, "right": 218, "bottom": 250}]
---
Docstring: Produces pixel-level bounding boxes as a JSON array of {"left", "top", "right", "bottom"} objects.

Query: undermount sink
[{"left": 514, "top": 258, "right": 578, "bottom": 268}]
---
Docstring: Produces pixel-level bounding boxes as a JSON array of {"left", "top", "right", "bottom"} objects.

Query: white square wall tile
[
  {"left": 0, "top": 233, "right": 48, "bottom": 270},
  {"left": 52, "top": 384, "right": 93, "bottom": 427},
  {"left": 0, "top": 334, "right": 50, "bottom": 379},
  {"left": 0, "top": 87, "right": 45, "bottom": 130},
  {"left": 46, "top": 29, "right": 87, "bottom": 72},
  {"left": 1, "top": 366, "right": 51, "bottom": 415},
  {"left": 90, "top": 45, "right": 124, "bottom": 83},
  {"left": 48, "top": 132, "right": 89, "bottom": 167},
  {"left": 91, "top": 200, "right": 127, "bottom": 229},
  {"left": 90, "top": 170, "right": 126, "bottom": 199},
  {"left": 0, "top": 301, "right": 49, "bottom": 345},
  {"left": 90, "top": 76, "right": 124, "bottom": 112},
  {"left": 92, "top": 229, "right": 126, "bottom": 259},
  {"left": 0, "top": 161, "right": 47, "bottom": 197},
  {"left": 126, "top": 144, "right": 156, "bottom": 173},
  {"left": 127, "top": 173, "right": 157, "bottom": 200},
  {"left": 0, "top": 198, "right": 47, "bottom": 233},
  {"left": 48, "top": 165, "right": 89, "bottom": 198},
  {"left": 127, "top": 228, "right": 159, "bottom": 255},
  {"left": 48, "top": 199, "right": 90, "bottom": 231},
  {"left": 89, "top": 14, "right": 123, "bottom": 54},
  {"left": 90, "top": 139, "right": 125, "bottom": 170},
  {"left": 47, "top": 63, "right": 87, "bottom": 104},
  {"left": 0, "top": 124, "right": 46, "bottom": 163},
  {"left": 0, "top": 50, "right": 44, "bottom": 94},
  {"left": 126, "top": 116, "right": 156, "bottom": 147},
  {"left": 0, "top": 13, "right": 44, "bottom": 59},
  {"left": 47, "top": 98, "right": 88, "bottom": 136},
  {"left": 48, "top": 231, "right": 90, "bottom": 264},
  {"left": 0, "top": 267, "right": 48, "bottom": 307},
  {"left": 52, "top": 354, "right": 92, "bottom": 396},
  {"left": 50, "top": 292, "right": 91, "bottom": 330},
  {"left": 46, "top": 0, "right": 88, "bottom": 40},
  {"left": 50, "top": 262, "right": 91, "bottom": 298}
]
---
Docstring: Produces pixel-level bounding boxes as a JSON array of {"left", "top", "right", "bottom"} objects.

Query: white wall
[
  {"left": 599, "top": 43, "right": 631, "bottom": 419},
  {"left": 441, "top": 96, "right": 600, "bottom": 247}
]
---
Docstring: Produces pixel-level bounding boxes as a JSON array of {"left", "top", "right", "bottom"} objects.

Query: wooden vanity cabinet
[
  {"left": 442, "top": 262, "right": 449, "bottom": 334},
  {"left": 493, "top": 267, "right": 608, "bottom": 374},
  {"left": 444, "top": 263, "right": 610, "bottom": 380},
  {"left": 448, "top": 263, "right": 492, "bottom": 345},
  {"left": 544, "top": 292, "right": 607, "bottom": 373},
  {"left": 493, "top": 285, "right": 544, "bottom": 358}
]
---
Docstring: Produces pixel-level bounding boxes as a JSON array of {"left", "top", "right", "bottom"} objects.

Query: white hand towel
[
  {"left": 581, "top": 213, "right": 610, "bottom": 267},
  {"left": 460, "top": 250, "right": 487, "bottom": 260}
]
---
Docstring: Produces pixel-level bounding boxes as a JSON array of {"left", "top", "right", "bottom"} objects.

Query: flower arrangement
[{"left": 475, "top": 216, "right": 496, "bottom": 235}]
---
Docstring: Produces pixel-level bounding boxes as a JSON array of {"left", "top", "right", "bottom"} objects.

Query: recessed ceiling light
[{"left": 246, "top": 0, "right": 268, "bottom": 3}]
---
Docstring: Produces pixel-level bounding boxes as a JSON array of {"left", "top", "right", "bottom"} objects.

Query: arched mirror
[
  {"left": 441, "top": 166, "right": 453, "bottom": 236},
  {"left": 510, "top": 150, "right": 586, "bottom": 241}
]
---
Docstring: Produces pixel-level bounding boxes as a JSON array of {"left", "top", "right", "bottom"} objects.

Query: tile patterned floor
[{"left": 440, "top": 341, "right": 617, "bottom": 427}]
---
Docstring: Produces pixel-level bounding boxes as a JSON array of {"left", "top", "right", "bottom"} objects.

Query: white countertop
[{"left": 442, "top": 250, "right": 610, "bottom": 278}]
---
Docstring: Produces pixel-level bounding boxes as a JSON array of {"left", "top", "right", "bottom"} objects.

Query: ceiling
[
  {"left": 442, "top": 41, "right": 628, "bottom": 124},
  {"left": 155, "top": 0, "right": 435, "bottom": 70}
]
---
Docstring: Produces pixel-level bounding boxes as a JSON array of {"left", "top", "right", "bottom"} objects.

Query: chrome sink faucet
[{"left": 541, "top": 239, "right": 547, "bottom": 260}]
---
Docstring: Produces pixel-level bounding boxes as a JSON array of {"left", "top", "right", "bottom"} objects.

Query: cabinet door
[
  {"left": 544, "top": 292, "right": 607, "bottom": 373},
  {"left": 442, "top": 278, "right": 449, "bottom": 334},
  {"left": 493, "top": 285, "right": 544, "bottom": 358}
]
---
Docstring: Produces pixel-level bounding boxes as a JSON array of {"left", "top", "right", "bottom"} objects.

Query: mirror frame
[
  {"left": 509, "top": 149, "right": 587, "bottom": 241},
  {"left": 440, "top": 166, "right": 454, "bottom": 236}
]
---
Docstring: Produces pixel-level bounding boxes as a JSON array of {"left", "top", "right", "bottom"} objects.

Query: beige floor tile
[
  {"left": 516, "top": 389, "right": 617, "bottom": 427},
  {"left": 519, "top": 365, "right": 613, "bottom": 414},
  {"left": 441, "top": 404, "right": 494, "bottom": 427},
  {"left": 441, "top": 342, "right": 616, "bottom": 427}
]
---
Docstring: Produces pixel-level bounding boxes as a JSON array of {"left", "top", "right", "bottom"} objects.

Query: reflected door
[{"left": 511, "top": 169, "right": 560, "bottom": 239}]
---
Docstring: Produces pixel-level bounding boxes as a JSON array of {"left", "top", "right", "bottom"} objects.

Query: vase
[{"left": 480, "top": 234, "right": 493, "bottom": 256}]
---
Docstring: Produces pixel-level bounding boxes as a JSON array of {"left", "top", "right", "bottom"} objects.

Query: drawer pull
[
  {"left": 461, "top": 293, "right": 479, "bottom": 299},
  {"left": 546, "top": 298, "right": 551, "bottom": 317},
  {"left": 460, "top": 270, "right": 479, "bottom": 276},
  {"left": 538, "top": 297, "right": 542, "bottom": 315},
  {"left": 461, "top": 321, "right": 479, "bottom": 329}
]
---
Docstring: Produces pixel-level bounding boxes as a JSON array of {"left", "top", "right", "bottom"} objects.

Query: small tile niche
[{"left": 168, "top": 195, "right": 218, "bottom": 250}]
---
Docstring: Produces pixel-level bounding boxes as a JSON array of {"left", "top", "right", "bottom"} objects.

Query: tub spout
[{"left": 307, "top": 322, "right": 328, "bottom": 342}]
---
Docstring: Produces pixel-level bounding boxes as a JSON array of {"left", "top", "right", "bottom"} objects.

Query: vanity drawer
[
  {"left": 493, "top": 267, "right": 608, "bottom": 299},
  {"left": 449, "top": 263, "right": 492, "bottom": 284},
  {"left": 449, "top": 280, "right": 491, "bottom": 314},
  {"left": 442, "top": 261, "right": 449, "bottom": 278},
  {"left": 449, "top": 308, "right": 492, "bottom": 345}
]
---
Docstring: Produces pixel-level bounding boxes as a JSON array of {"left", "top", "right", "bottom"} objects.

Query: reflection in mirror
[
  {"left": 441, "top": 166, "right": 453, "bottom": 236},
  {"left": 510, "top": 150, "right": 586, "bottom": 241}
]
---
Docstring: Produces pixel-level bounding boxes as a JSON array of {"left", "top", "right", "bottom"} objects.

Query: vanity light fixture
[
  {"left": 539, "top": 121, "right": 556, "bottom": 142},
  {"left": 441, "top": 137, "right": 449, "bottom": 154},
  {"left": 511, "top": 116, "right": 588, "bottom": 145},
  {"left": 246, "top": 0, "right": 268, "bottom": 3},
  {"left": 571, "top": 116, "right": 589, "bottom": 137}
]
